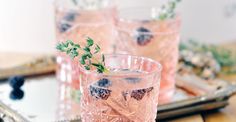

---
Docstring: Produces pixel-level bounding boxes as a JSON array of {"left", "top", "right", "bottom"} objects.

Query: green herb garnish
[
  {"left": 56, "top": 37, "right": 109, "bottom": 73},
  {"left": 158, "top": 0, "right": 181, "bottom": 20},
  {"left": 180, "top": 39, "right": 236, "bottom": 67}
]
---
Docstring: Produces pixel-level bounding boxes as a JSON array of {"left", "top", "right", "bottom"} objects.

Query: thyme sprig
[
  {"left": 56, "top": 37, "right": 108, "bottom": 73},
  {"left": 158, "top": 0, "right": 181, "bottom": 20}
]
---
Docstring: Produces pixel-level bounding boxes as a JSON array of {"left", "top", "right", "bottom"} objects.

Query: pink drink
[
  {"left": 55, "top": 1, "right": 117, "bottom": 90},
  {"left": 56, "top": 81, "right": 81, "bottom": 121},
  {"left": 116, "top": 8, "right": 180, "bottom": 104},
  {"left": 80, "top": 54, "right": 161, "bottom": 122}
]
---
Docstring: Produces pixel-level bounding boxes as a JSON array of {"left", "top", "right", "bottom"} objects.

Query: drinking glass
[
  {"left": 116, "top": 7, "right": 181, "bottom": 103},
  {"left": 80, "top": 54, "right": 162, "bottom": 122},
  {"left": 54, "top": 0, "right": 117, "bottom": 90}
]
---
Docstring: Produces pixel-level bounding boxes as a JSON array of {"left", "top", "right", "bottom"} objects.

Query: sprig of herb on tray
[
  {"left": 158, "top": 0, "right": 181, "bottom": 20},
  {"left": 204, "top": 46, "right": 236, "bottom": 67},
  {"left": 56, "top": 37, "right": 108, "bottom": 73},
  {"left": 180, "top": 40, "right": 236, "bottom": 67},
  {"left": 179, "top": 39, "right": 236, "bottom": 75}
]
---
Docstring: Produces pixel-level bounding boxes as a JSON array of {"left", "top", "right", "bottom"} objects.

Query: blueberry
[
  {"left": 131, "top": 87, "right": 154, "bottom": 101},
  {"left": 63, "top": 12, "right": 77, "bottom": 22},
  {"left": 89, "top": 86, "right": 111, "bottom": 100},
  {"left": 10, "top": 88, "right": 24, "bottom": 100},
  {"left": 96, "top": 78, "right": 112, "bottom": 87},
  {"left": 135, "top": 27, "right": 153, "bottom": 46},
  {"left": 9, "top": 76, "right": 25, "bottom": 89},
  {"left": 131, "top": 89, "right": 146, "bottom": 101},
  {"left": 125, "top": 78, "right": 141, "bottom": 83},
  {"left": 58, "top": 23, "right": 72, "bottom": 33}
]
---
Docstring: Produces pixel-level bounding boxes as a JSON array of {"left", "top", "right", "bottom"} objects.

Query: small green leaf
[
  {"left": 74, "top": 44, "right": 80, "bottom": 49},
  {"left": 83, "top": 47, "right": 90, "bottom": 52},
  {"left": 67, "top": 40, "right": 74, "bottom": 46},
  {"left": 96, "top": 44, "right": 100, "bottom": 50},
  {"left": 87, "top": 37, "right": 94, "bottom": 47},
  {"left": 87, "top": 53, "right": 92, "bottom": 58},
  {"left": 82, "top": 54, "right": 88, "bottom": 60},
  {"left": 66, "top": 49, "right": 71, "bottom": 54},
  {"left": 80, "top": 58, "right": 86, "bottom": 65},
  {"left": 72, "top": 47, "right": 77, "bottom": 51},
  {"left": 56, "top": 44, "right": 65, "bottom": 52},
  {"left": 92, "top": 63, "right": 100, "bottom": 67},
  {"left": 62, "top": 42, "right": 69, "bottom": 48},
  {"left": 97, "top": 64, "right": 105, "bottom": 73},
  {"left": 94, "top": 44, "right": 101, "bottom": 54},
  {"left": 84, "top": 65, "right": 90, "bottom": 70},
  {"left": 73, "top": 51, "right": 78, "bottom": 56},
  {"left": 82, "top": 53, "right": 92, "bottom": 60},
  {"left": 100, "top": 65, "right": 105, "bottom": 70},
  {"left": 69, "top": 51, "right": 78, "bottom": 59}
]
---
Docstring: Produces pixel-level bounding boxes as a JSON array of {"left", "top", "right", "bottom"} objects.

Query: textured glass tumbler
[
  {"left": 54, "top": 0, "right": 117, "bottom": 90},
  {"left": 80, "top": 54, "right": 162, "bottom": 122},
  {"left": 116, "top": 7, "right": 181, "bottom": 104}
]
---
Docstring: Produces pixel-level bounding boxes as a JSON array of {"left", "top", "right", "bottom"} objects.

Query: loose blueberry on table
[
  {"left": 135, "top": 27, "right": 153, "bottom": 46},
  {"left": 10, "top": 89, "right": 24, "bottom": 100},
  {"left": 9, "top": 76, "right": 25, "bottom": 89}
]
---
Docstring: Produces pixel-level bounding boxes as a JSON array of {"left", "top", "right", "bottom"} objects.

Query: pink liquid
[
  {"left": 116, "top": 18, "right": 180, "bottom": 104},
  {"left": 56, "top": 54, "right": 161, "bottom": 121},
  {"left": 56, "top": 81, "right": 81, "bottom": 121},
  {"left": 80, "top": 69, "right": 160, "bottom": 122},
  {"left": 55, "top": 7, "right": 117, "bottom": 90}
]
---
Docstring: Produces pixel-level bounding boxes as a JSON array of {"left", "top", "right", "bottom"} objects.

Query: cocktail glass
[
  {"left": 116, "top": 7, "right": 181, "bottom": 104},
  {"left": 80, "top": 54, "right": 162, "bottom": 122},
  {"left": 54, "top": 0, "right": 117, "bottom": 90}
]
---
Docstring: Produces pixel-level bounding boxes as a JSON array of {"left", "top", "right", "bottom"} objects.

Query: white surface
[
  {"left": 0, "top": 76, "right": 58, "bottom": 122},
  {"left": 0, "top": 0, "right": 236, "bottom": 53}
]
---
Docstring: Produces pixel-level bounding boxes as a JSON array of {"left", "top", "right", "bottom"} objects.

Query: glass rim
[
  {"left": 117, "top": 19, "right": 181, "bottom": 36},
  {"left": 79, "top": 54, "right": 162, "bottom": 77},
  {"left": 54, "top": 0, "right": 116, "bottom": 11},
  {"left": 55, "top": 5, "right": 116, "bottom": 26},
  {"left": 118, "top": 6, "right": 180, "bottom": 20}
]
